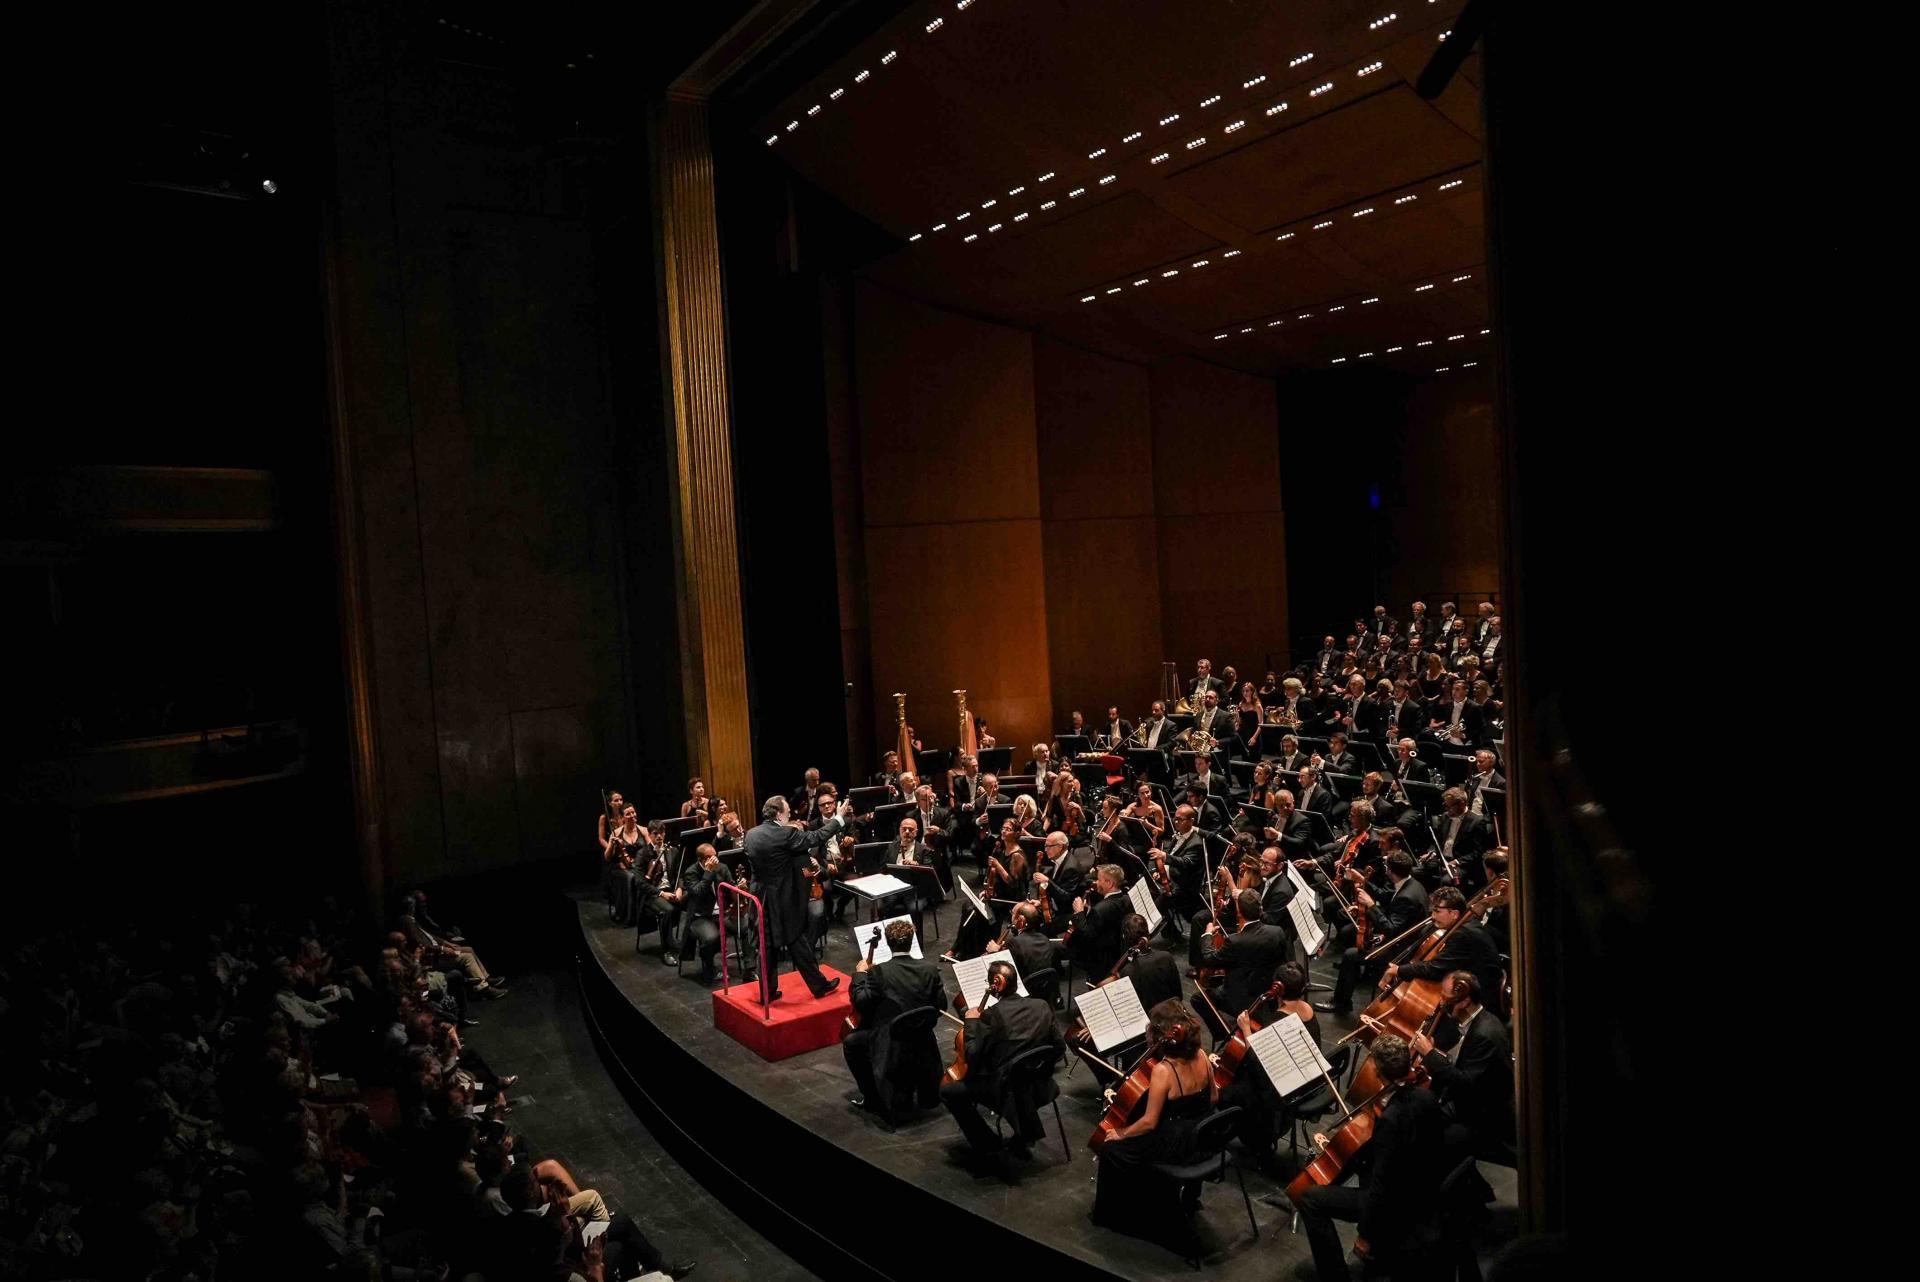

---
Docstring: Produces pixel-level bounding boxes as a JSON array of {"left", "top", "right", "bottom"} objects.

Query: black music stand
[
  {"left": 1235, "top": 803, "right": 1274, "bottom": 837},
  {"left": 1302, "top": 810, "right": 1336, "bottom": 846},
  {"left": 1404, "top": 779, "right": 1445, "bottom": 816},
  {"left": 870, "top": 801, "right": 914, "bottom": 841},
  {"left": 1297, "top": 735, "right": 1330, "bottom": 757},
  {"left": 1054, "top": 733, "right": 1091, "bottom": 757},
  {"left": 660, "top": 816, "right": 700, "bottom": 843},
  {"left": 1351, "top": 741, "right": 1388, "bottom": 773},
  {"left": 677, "top": 824, "right": 718, "bottom": 853},
  {"left": 982, "top": 802, "right": 1015, "bottom": 838},
  {"left": 885, "top": 864, "right": 945, "bottom": 939},
  {"left": 1128, "top": 747, "right": 1170, "bottom": 785},
  {"left": 1071, "top": 762, "right": 1109, "bottom": 792},
  {"left": 848, "top": 785, "right": 893, "bottom": 815},
  {"left": 1440, "top": 754, "right": 1476, "bottom": 786},
  {"left": 978, "top": 747, "right": 1012, "bottom": 774},
  {"left": 849, "top": 841, "right": 894, "bottom": 876},
  {"left": 997, "top": 777, "right": 1039, "bottom": 799},
  {"left": 1016, "top": 835, "right": 1047, "bottom": 859},
  {"left": 1324, "top": 772, "right": 1364, "bottom": 799}
]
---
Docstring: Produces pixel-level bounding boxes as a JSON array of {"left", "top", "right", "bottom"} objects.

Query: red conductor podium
[{"left": 713, "top": 882, "right": 852, "bottom": 1061}]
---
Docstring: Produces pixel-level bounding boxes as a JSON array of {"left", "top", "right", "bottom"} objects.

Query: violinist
[
  {"left": 788, "top": 767, "right": 821, "bottom": 815},
  {"left": 1407, "top": 971, "right": 1515, "bottom": 1163},
  {"left": 1031, "top": 829, "right": 1090, "bottom": 924},
  {"left": 1088, "top": 999, "right": 1218, "bottom": 1243},
  {"left": 1317, "top": 851, "right": 1429, "bottom": 1015},
  {"left": 1069, "top": 864, "right": 1132, "bottom": 979},
  {"left": 1125, "top": 782, "right": 1166, "bottom": 844},
  {"left": 1380, "top": 886, "right": 1503, "bottom": 1002},
  {"left": 1195, "top": 888, "right": 1288, "bottom": 1042},
  {"left": 1296, "top": 1034, "right": 1449, "bottom": 1282},
  {"left": 940, "top": 960, "right": 1063, "bottom": 1159},
  {"left": 843, "top": 920, "right": 946, "bottom": 1120},
  {"left": 1040, "top": 769, "right": 1081, "bottom": 834},
  {"left": 1010, "top": 792, "right": 1043, "bottom": 839},
  {"left": 986, "top": 902, "right": 1064, "bottom": 982}
]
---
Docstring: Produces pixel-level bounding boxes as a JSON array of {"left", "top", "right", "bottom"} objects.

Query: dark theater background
[{"left": 2, "top": 1, "right": 1763, "bottom": 1279}]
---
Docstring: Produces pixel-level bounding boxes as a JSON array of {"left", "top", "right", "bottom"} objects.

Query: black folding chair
[
  {"left": 989, "top": 1043, "right": 1071, "bottom": 1163},
  {"left": 1023, "top": 965, "right": 1063, "bottom": 1011},
  {"left": 1147, "top": 1105, "right": 1259, "bottom": 1266},
  {"left": 874, "top": 1006, "right": 943, "bottom": 1128}
]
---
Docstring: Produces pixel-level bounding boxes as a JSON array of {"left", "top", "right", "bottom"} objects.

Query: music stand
[
  {"left": 660, "top": 816, "right": 700, "bottom": 843},
  {"left": 978, "top": 747, "right": 1012, "bottom": 774},
  {"left": 1404, "top": 779, "right": 1445, "bottom": 816},
  {"left": 848, "top": 786, "right": 893, "bottom": 815},
  {"left": 1303, "top": 809, "right": 1335, "bottom": 846},
  {"left": 1129, "top": 747, "right": 1170, "bottom": 785},
  {"left": 1235, "top": 802, "right": 1274, "bottom": 837},
  {"left": 1298, "top": 736, "right": 1330, "bottom": 756},
  {"left": 1016, "top": 835, "right": 1047, "bottom": 858},
  {"left": 885, "top": 864, "right": 945, "bottom": 939},
  {"left": 871, "top": 801, "right": 914, "bottom": 841},
  {"left": 1351, "top": 741, "right": 1388, "bottom": 773},
  {"left": 1479, "top": 786, "right": 1507, "bottom": 826},
  {"left": 849, "top": 840, "right": 894, "bottom": 877},
  {"left": 1440, "top": 754, "right": 1476, "bottom": 786},
  {"left": 1107, "top": 848, "right": 1148, "bottom": 886},
  {"left": 1416, "top": 740, "right": 1448, "bottom": 769},
  {"left": 1055, "top": 734, "right": 1091, "bottom": 757},
  {"left": 1325, "top": 771, "right": 1364, "bottom": 799},
  {"left": 1071, "top": 762, "right": 1108, "bottom": 793},
  {"left": 983, "top": 802, "right": 1015, "bottom": 835},
  {"left": 677, "top": 824, "right": 718, "bottom": 853}
]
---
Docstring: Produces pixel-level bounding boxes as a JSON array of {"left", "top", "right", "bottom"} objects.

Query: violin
[
  {"left": 1149, "top": 848, "right": 1173, "bottom": 897},
  {"left": 842, "top": 927, "right": 886, "bottom": 1032}
]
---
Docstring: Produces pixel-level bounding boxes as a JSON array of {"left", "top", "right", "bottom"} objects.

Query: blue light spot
[{"left": 1368, "top": 485, "right": 1381, "bottom": 510}]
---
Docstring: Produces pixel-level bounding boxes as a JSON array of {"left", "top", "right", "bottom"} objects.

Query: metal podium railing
[{"left": 715, "top": 881, "right": 772, "bottom": 1019}]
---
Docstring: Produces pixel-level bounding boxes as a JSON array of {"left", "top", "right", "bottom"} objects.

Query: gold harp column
[{"left": 658, "top": 94, "right": 755, "bottom": 821}]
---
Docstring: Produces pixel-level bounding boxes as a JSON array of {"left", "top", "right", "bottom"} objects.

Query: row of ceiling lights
[
  {"left": 1070, "top": 169, "right": 1475, "bottom": 307},
  {"left": 1203, "top": 276, "right": 1481, "bottom": 341},
  {"left": 1321, "top": 328, "right": 1491, "bottom": 361},
  {"left": 922, "top": 45, "right": 1429, "bottom": 248}
]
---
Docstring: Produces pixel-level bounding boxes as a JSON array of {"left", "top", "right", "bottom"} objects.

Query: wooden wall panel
[
  {"left": 1386, "top": 372, "right": 1501, "bottom": 608},
  {"left": 1151, "top": 357, "right": 1289, "bottom": 677},
  {"left": 856, "top": 283, "right": 1039, "bottom": 529},
  {"left": 864, "top": 520, "right": 1052, "bottom": 764}
]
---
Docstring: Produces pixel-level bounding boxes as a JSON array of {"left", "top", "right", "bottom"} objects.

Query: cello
[
  {"left": 1198, "top": 977, "right": 1286, "bottom": 1091},
  {"left": 943, "top": 963, "right": 1013, "bottom": 1084},
  {"left": 841, "top": 926, "right": 887, "bottom": 1033}
]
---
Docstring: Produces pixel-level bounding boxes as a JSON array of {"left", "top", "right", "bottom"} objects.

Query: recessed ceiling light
[
  {"left": 1038, "top": 172, "right": 1056, "bottom": 182},
  {"left": 1224, "top": 120, "right": 1246, "bottom": 133},
  {"left": 1438, "top": 179, "right": 1463, "bottom": 190},
  {"left": 1359, "top": 351, "right": 1374, "bottom": 358},
  {"left": 924, "top": 18, "right": 943, "bottom": 32},
  {"left": 1069, "top": 187, "right": 1087, "bottom": 197},
  {"left": 1480, "top": 328, "right": 1491, "bottom": 334},
  {"left": 1394, "top": 194, "right": 1418, "bottom": 204},
  {"left": 1329, "top": 305, "right": 1346, "bottom": 312},
  {"left": 1244, "top": 75, "right": 1267, "bottom": 89},
  {"left": 1133, "top": 278, "right": 1149, "bottom": 286},
  {"left": 1192, "top": 259, "right": 1210, "bottom": 268},
  {"left": 1275, "top": 232, "right": 1295, "bottom": 241},
  {"left": 956, "top": 211, "right": 970, "bottom": 220},
  {"left": 786, "top": 120, "right": 799, "bottom": 131},
  {"left": 909, "top": 233, "right": 922, "bottom": 241},
  {"left": 1014, "top": 212, "right": 1029, "bottom": 222},
  {"left": 1312, "top": 220, "right": 1333, "bottom": 229},
  {"left": 1159, "top": 114, "right": 1180, "bottom": 126},
  {"left": 1463, "top": 361, "right": 1478, "bottom": 367},
  {"left": 1289, "top": 53, "right": 1313, "bottom": 67},
  {"left": 1214, "top": 333, "right": 1228, "bottom": 340},
  {"left": 1353, "top": 207, "right": 1375, "bottom": 217},
  {"left": 1009, "top": 185, "right": 1025, "bottom": 195},
  {"left": 1040, "top": 201, "right": 1057, "bottom": 210},
  {"left": 1369, "top": 14, "right": 1398, "bottom": 30},
  {"left": 1298, "top": 313, "right": 1312, "bottom": 319},
  {"left": 1358, "top": 62, "right": 1384, "bottom": 77},
  {"left": 1099, "top": 174, "right": 1117, "bottom": 184},
  {"left": 1265, "top": 102, "right": 1290, "bottom": 116},
  {"left": 1080, "top": 294, "right": 1096, "bottom": 302},
  {"left": 1223, "top": 249, "right": 1241, "bottom": 258},
  {"left": 1452, "top": 274, "right": 1471, "bottom": 282},
  {"left": 1161, "top": 269, "right": 1179, "bottom": 277},
  {"left": 1089, "top": 148, "right": 1107, "bottom": 159},
  {"left": 957, "top": 0, "right": 974, "bottom": 9},
  {"left": 932, "top": 222, "right": 947, "bottom": 231},
  {"left": 988, "top": 223, "right": 1003, "bottom": 232},
  {"left": 881, "top": 50, "right": 897, "bottom": 64},
  {"left": 1332, "top": 357, "right": 1347, "bottom": 364},
  {"left": 1123, "top": 131, "right": 1143, "bottom": 143},
  {"left": 1186, "top": 137, "right": 1207, "bottom": 149},
  {"left": 1416, "top": 340, "right": 1433, "bottom": 347},
  {"left": 807, "top": 104, "right": 821, "bottom": 116},
  {"left": 765, "top": 135, "right": 778, "bottom": 145},
  {"left": 1310, "top": 81, "right": 1334, "bottom": 97},
  {"left": 1267, "top": 320, "right": 1283, "bottom": 327},
  {"left": 1438, "top": 30, "right": 1451, "bottom": 41},
  {"left": 1448, "top": 333, "right": 1466, "bottom": 340},
  {"left": 1106, "top": 287, "right": 1122, "bottom": 294},
  {"left": 854, "top": 69, "right": 870, "bottom": 82},
  {"left": 829, "top": 88, "right": 844, "bottom": 100},
  {"left": 1362, "top": 297, "right": 1380, "bottom": 304},
  {"left": 1435, "top": 366, "right": 1450, "bottom": 372},
  {"left": 965, "top": 234, "right": 979, "bottom": 242},
  {"left": 1150, "top": 152, "right": 1170, "bottom": 164},
  {"left": 1386, "top": 345, "right": 1403, "bottom": 352},
  {"left": 982, "top": 199, "right": 997, "bottom": 209},
  {"left": 1240, "top": 327, "right": 1254, "bottom": 334},
  {"left": 1414, "top": 283, "right": 1435, "bottom": 291},
  {"left": 1200, "top": 94, "right": 1222, "bottom": 107}
]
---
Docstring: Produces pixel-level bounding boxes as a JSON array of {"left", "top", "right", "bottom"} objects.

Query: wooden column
[{"left": 658, "top": 95, "right": 755, "bottom": 820}]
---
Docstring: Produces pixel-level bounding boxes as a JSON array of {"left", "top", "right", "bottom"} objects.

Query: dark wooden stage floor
[{"left": 571, "top": 886, "right": 1517, "bottom": 1281}]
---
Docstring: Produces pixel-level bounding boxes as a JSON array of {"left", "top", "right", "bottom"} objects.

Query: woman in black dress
[
  {"left": 601, "top": 805, "right": 644, "bottom": 926},
  {"left": 1089, "top": 998, "right": 1220, "bottom": 1242}
]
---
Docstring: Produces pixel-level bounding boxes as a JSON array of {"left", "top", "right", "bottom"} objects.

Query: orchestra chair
[
  {"left": 1022, "top": 965, "right": 1062, "bottom": 1011},
  {"left": 1277, "top": 1044, "right": 1357, "bottom": 1168},
  {"left": 1146, "top": 1105, "right": 1259, "bottom": 1267},
  {"left": 1434, "top": 1152, "right": 1495, "bottom": 1282},
  {"left": 986, "top": 1043, "right": 1071, "bottom": 1164},
  {"left": 873, "top": 1006, "right": 945, "bottom": 1129}
]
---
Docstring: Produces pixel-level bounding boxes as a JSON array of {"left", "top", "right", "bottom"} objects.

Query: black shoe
[
  {"left": 668, "top": 1264, "right": 697, "bottom": 1280},
  {"left": 1311, "top": 1001, "right": 1350, "bottom": 1014},
  {"left": 815, "top": 977, "right": 842, "bottom": 998},
  {"left": 845, "top": 1091, "right": 866, "bottom": 1108}
]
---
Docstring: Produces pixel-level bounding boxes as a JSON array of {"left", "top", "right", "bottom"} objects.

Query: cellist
[
  {"left": 1296, "top": 1035, "right": 1450, "bottom": 1282},
  {"left": 1379, "top": 885, "right": 1503, "bottom": 1003},
  {"left": 1218, "top": 959, "right": 1316, "bottom": 1171},
  {"left": 1193, "top": 887, "right": 1288, "bottom": 1043},
  {"left": 1317, "top": 850, "right": 1430, "bottom": 1016},
  {"left": 939, "top": 960, "right": 1062, "bottom": 1160}
]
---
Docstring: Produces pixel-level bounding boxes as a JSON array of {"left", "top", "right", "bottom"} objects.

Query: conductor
[{"left": 747, "top": 794, "right": 852, "bottom": 1002}]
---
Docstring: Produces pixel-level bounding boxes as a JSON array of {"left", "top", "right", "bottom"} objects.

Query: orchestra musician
[
  {"left": 1177, "top": 750, "right": 1230, "bottom": 817},
  {"left": 1390, "top": 737, "right": 1435, "bottom": 789},
  {"left": 954, "top": 819, "right": 1031, "bottom": 960},
  {"left": 1088, "top": 999, "right": 1219, "bottom": 1244},
  {"left": 1102, "top": 704, "right": 1133, "bottom": 750},
  {"left": 1379, "top": 886, "right": 1503, "bottom": 1002},
  {"left": 940, "top": 960, "right": 1063, "bottom": 1159},
  {"left": 1312, "top": 635, "right": 1341, "bottom": 680},
  {"left": 1315, "top": 729, "right": 1359, "bottom": 781},
  {"left": 675, "top": 843, "right": 745, "bottom": 983},
  {"left": 1466, "top": 750, "right": 1507, "bottom": 815},
  {"left": 1192, "top": 688, "right": 1236, "bottom": 742},
  {"left": 1124, "top": 782, "right": 1166, "bottom": 845},
  {"left": 1316, "top": 850, "right": 1429, "bottom": 1015},
  {"left": 1295, "top": 1034, "right": 1450, "bottom": 1282},
  {"left": 1272, "top": 733, "right": 1309, "bottom": 776},
  {"left": 1194, "top": 887, "right": 1288, "bottom": 1042},
  {"left": 1023, "top": 742, "right": 1057, "bottom": 791},
  {"left": 843, "top": 919, "right": 946, "bottom": 1120},
  {"left": 1218, "top": 958, "right": 1318, "bottom": 1166},
  {"left": 1295, "top": 765, "right": 1339, "bottom": 829},
  {"left": 639, "top": 820, "right": 688, "bottom": 960},
  {"left": 1472, "top": 601, "right": 1496, "bottom": 650},
  {"left": 600, "top": 802, "right": 644, "bottom": 928},
  {"left": 1138, "top": 700, "right": 1173, "bottom": 752},
  {"left": 1267, "top": 790, "right": 1315, "bottom": 860},
  {"left": 907, "top": 783, "right": 955, "bottom": 893},
  {"left": 887, "top": 816, "right": 941, "bottom": 938},
  {"left": 789, "top": 768, "right": 821, "bottom": 815},
  {"left": 1144, "top": 804, "right": 1206, "bottom": 947},
  {"left": 680, "top": 776, "right": 716, "bottom": 821},
  {"left": 1423, "top": 787, "right": 1495, "bottom": 892},
  {"left": 872, "top": 750, "right": 904, "bottom": 795},
  {"left": 1407, "top": 971, "right": 1516, "bottom": 1164},
  {"left": 948, "top": 752, "right": 982, "bottom": 808},
  {"left": 1069, "top": 864, "right": 1131, "bottom": 979},
  {"left": 1189, "top": 658, "right": 1226, "bottom": 708}
]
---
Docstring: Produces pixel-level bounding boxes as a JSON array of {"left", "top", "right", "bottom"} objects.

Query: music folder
[
  {"left": 848, "top": 786, "right": 893, "bottom": 815},
  {"left": 1074, "top": 977, "right": 1149, "bottom": 1052},
  {"left": 870, "top": 801, "right": 914, "bottom": 838}
]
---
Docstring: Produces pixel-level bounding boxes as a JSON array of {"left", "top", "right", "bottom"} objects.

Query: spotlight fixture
[
  {"left": 830, "top": 88, "right": 844, "bottom": 99},
  {"left": 880, "top": 49, "right": 897, "bottom": 64},
  {"left": 1038, "top": 171, "right": 1056, "bottom": 181},
  {"left": 1352, "top": 207, "right": 1374, "bottom": 217},
  {"left": 1106, "top": 286, "right": 1122, "bottom": 294},
  {"left": 1040, "top": 201, "right": 1057, "bottom": 210},
  {"left": 1089, "top": 148, "right": 1107, "bottom": 159},
  {"left": 1332, "top": 357, "right": 1347, "bottom": 364},
  {"left": 1069, "top": 186, "right": 1087, "bottom": 197},
  {"left": 1328, "top": 305, "right": 1346, "bottom": 312},
  {"left": 1224, "top": 119, "right": 1246, "bottom": 133},
  {"left": 854, "top": 69, "right": 871, "bottom": 82},
  {"left": 1312, "top": 220, "right": 1333, "bottom": 229},
  {"left": 1159, "top": 114, "right": 1180, "bottom": 126},
  {"left": 1358, "top": 62, "right": 1384, "bottom": 77},
  {"left": 807, "top": 104, "right": 821, "bottom": 116},
  {"left": 1215, "top": 333, "right": 1228, "bottom": 340},
  {"left": 260, "top": 179, "right": 277, "bottom": 194},
  {"left": 765, "top": 135, "right": 778, "bottom": 145},
  {"left": 1192, "top": 259, "right": 1210, "bottom": 268},
  {"left": 1133, "top": 278, "right": 1149, "bottom": 286},
  {"left": 1310, "top": 81, "right": 1334, "bottom": 97},
  {"left": 956, "top": 211, "right": 971, "bottom": 220},
  {"left": 1186, "top": 137, "right": 1207, "bottom": 149},
  {"left": 786, "top": 120, "right": 799, "bottom": 131},
  {"left": 924, "top": 17, "right": 943, "bottom": 32},
  {"left": 1416, "top": 340, "right": 1434, "bottom": 347},
  {"left": 1275, "top": 232, "right": 1295, "bottom": 241},
  {"left": 909, "top": 232, "right": 923, "bottom": 241},
  {"left": 1122, "top": 131, "right": 1143, "bottom": 143},
  {"left": 1200, "top": 94, "right": 1222, "bottom": 107},
  {"left": 1098, "top": 174, "right": 1116, "bottom": 184},
  {"left": 1394, "top": 194, "right": 1418, "bottom": 204},
  {"left": 1386, "top": 345, "right": 1403, "bottom": 352},
  {"left": 1014, "top": 212, "right": 1029, "bottom": 221},
  {"left": 1080, "top": 294, "right": 1096, "bottom": 302},
  {"left": 1267, "top": 320, "right": 1283, "bottom": 327},
  {"left": 966, "top": 233, "right": 979, "bottom": 242}
]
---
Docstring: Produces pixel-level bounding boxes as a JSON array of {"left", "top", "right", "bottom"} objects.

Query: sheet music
[
  {"left": 844, "top": 872, "right": 912, "bottom": 898},
  {"left": 1074, "top": 976, "right": 1151, "bottom": 1052},
  {"left": 861, "top": 914, "right": 924, "bottom": 964},
  {"left": 1248, "top": 1013, "right": 1333, "bottom": 1098},
  {"left": 949, "top": 951, "right": 1027, "bottom": 1009},
  {"left": 1126, "top": 876, "right": 1164, "bottom": 932},
  {"left": 955, "top": 874, "right": 995, "bottom": 922}
]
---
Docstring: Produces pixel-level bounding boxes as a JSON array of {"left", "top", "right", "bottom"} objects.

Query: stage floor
[{"left": 573, "top": 885, "right": 1517, "bottom": 1281}]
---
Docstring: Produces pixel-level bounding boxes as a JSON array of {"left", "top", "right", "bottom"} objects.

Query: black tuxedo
[
  {"left": 1201, "top": 922, "right": 1290, "bottom": 1033},
  {"left": 1271, "top": 809, "right": 1315, "bottom": 858},
  {"left": 1295, "top": 782, "right": 1339, "bottom": 824},
  {"left": 942, "top": 992, "right": 1065, "bottom": 1151},
  {"left": 1006, "top": 928, "right": 1067, "bottom": 983},
  {"left": 1429, "top": 812, "right": 1495, "bottom": 888},
  {"left": 1070, "top": 889, "right": 1131, "bottom": 979},
  {"left": 1370, "top": 614, "right": 1398, "bottom": 636},
  {"left": 1472, "top": 617, "right": 1496, "bottom": 649},
  {"left": 1428, "top": 1008, "right": 1515, "bottom": 1150},
  {"left": 1192, "top": 704, "right": 1237, "bottom": 741},
  {"left": 1431, "top": 698, "right": 1486, "bottom": 746},
  {"left": 745, "top": 814, "right": 847, "bottom": 997},
  {"left": 1398, "top": 920, "right": 1503, "bottom": 1000},
  {"left": 1272, "top": 749, "right": 1310, "bottom": 774},
  {"left": 1117, "top": 946, "right": 1183, "bottom": 1012},
  {"left": 1319, "top": 749, "right": 1359, "bottom": 779},
  {"left": 1391, "top": 755, "right": 1435, "bottom": 786},
  {"left": 843, "top": 954, "right": 947, "bottom": 1115},
  {"left": 1297, "top": 1087, "right": 1447, "bottom": 1276},
  {"left": 1101, "top": 718, "right": 1133, "bottom": 747},
  {"left": 1313, "top": 646, "right": 1341, "bottom": 676},
  {"left": 1189, "top": 675, "right": 1226, "bottom": 706},
  {"left": 1139, "top": 716, "right": 1175, "bottom": 752}
]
